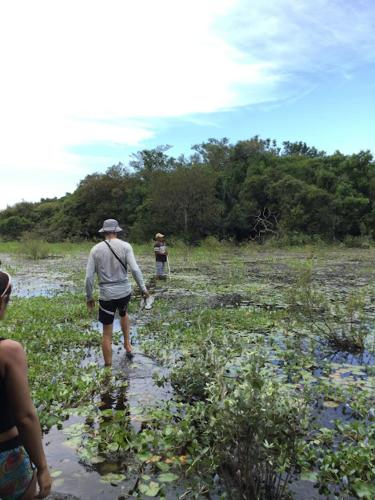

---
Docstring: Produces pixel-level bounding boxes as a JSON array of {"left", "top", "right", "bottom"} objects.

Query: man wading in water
[{"left": 85, "top": 219, "right": 149, "bottom": 367}]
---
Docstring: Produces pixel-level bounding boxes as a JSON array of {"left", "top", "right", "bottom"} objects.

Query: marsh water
[
  {"left": 0, "top": 246, "right": 374, "bottom": 499},
  {"left": 1, "top": 252, "right": 176, "bottom": 499}
]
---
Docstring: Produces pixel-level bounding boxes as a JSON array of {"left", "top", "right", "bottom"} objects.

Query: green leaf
[
  {"left": 63, "top": 437, "right": 81, "bottom": 449},
  {"left": 107, "top": 442, "right": 119, "bottom": 452},
  {"left": 158, "top": 472, "right": 179, "bottom": 483},
  {"left": 139, "top": 481, "right": 160, "bottom": 497},
  {"left": 156, "top": 462, "right": 170, "bottom": 472},
  {"left": 137, "top": 452, "right": 152, "bottom": 462},
  {"left": 99, "top": 472, "right": 126, "bottom": 484},
  {"left": 51, "top": 469, "right": 63, "bottom": 478},
  {"left": 352, "top": 481, "right": 375, "bottom": 499},
  {"left": 300, "top": 471, "right": 318, "bottom": 482},
  {"left": 323, "top": 400, "right": 340, "bottom": 408}
]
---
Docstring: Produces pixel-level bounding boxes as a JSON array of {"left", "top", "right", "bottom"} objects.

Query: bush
[
  {"left": 169, "top": 345, "right": 227, "bottom": 401},
  {"left": 343, "top": 235, "right": 372, "bottom": 249},
  {"left": 167, "top": 237, "right": 188, "bottom": 250},
  {"left": 268, "top": 231, "right": 325, "bottom": 248},
  {"left": 199, "top": 236, "right": 222, "bottom": 250},
  {"left": 22, "top": 238, "right": 50, "bottom": 260},
  {"left": 164, "top": 347, "right": 309, "bottom": 499},
  {"left": 207, "top": 355, "right": 308, "bottom": 499},
  {"left": 0, "top": 216, "right": 32, "bottom": 240},
  {"left": 286, "top": 267, "right": 370, "bottom": 350}
]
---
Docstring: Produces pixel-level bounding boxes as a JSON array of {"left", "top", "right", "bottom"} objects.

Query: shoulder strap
[{"left": 104, "top": 241, "right": 127, "bottom": 272}]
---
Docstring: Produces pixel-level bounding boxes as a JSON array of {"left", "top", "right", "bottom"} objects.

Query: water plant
[
  {"left": 286, "top": 264, "right": 371, "bottom": 351},
  {"left": 22, "top": 235, "right": 51, "bottom": 260},
  {"left": 0, "top": 243, "right": 374, "bottom": 498}
]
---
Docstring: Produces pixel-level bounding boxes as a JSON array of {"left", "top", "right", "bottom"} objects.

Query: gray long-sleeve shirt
[{"left": 85, "top": 239, "right": 146, "bottom": 301}]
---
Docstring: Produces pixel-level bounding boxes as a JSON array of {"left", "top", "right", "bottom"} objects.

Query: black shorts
[{"left": 98, "top": 295, "right": 131, "bottom": 325}]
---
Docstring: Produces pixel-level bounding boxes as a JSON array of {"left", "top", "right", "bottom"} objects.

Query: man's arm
[
  {"left": 126, "top": 244, "right": 148, "bottom": 295},
  {"left": 85, "top": 250, "right": 96, "bottom": 306}
]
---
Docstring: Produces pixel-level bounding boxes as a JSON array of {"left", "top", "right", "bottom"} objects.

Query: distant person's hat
[
  {"left": 155, "top": 233, "right": 165, "bottom": 239},
  {"left": 99, "top": 219, "right": 123, "bottom": 233}
]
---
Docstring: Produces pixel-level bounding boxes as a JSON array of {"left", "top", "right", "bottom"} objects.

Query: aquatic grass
[
  {"left": 1, "top": 243, "right": 375, "bottom": 498},
  {"left": 137, "top": 273, "right": 375, "bottom": 498},
  {"left": 286, "top": 267, "right": 372, "bottom": 351},
  {"left": 0, "top": 294, "right": 104, "bottom": 429},
  {"left": 22, "top": 238, "right": 51, "bottom": 259},
  {"left": 137, "top": 306, "right": 279, "bottom": 364}
]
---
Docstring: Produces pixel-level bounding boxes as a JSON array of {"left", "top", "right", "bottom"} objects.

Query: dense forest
[{"left": 1, "top": 137, "right": 374, "bottom": 243}]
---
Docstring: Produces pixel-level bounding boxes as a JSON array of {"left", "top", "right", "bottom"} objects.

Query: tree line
[{"left": 1, "top": 136, "right": 374, "bottom": 243}]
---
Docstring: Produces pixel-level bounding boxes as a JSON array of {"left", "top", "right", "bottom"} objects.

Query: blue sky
[{"left": 1, "top": 0, "right": 375, "bottom": 209}]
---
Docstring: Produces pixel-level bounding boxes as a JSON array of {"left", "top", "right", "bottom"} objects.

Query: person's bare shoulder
[{"left": 0, "top": 339, "right": 25, "bottom": 364}]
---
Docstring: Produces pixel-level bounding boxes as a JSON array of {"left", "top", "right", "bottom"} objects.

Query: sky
[{"left": 1, "top": 0, "right": 375, "bottom": 209}]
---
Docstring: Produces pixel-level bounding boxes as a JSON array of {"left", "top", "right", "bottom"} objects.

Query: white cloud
[
  {"left": 222, "top": 0, "right": 375, "bottom": 78},
  {"left": 1, "top": 0, "right": 375, "bottom": 208}
]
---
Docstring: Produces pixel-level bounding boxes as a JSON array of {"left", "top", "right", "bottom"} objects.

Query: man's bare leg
[
  {"left": 120, "top": 313, "right": 132, "bottom": 353},
  {"left": 102, "top": 324, "right": 113, "bottom": 366}
]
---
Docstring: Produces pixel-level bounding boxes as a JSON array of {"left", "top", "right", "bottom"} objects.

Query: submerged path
[{"left": 0, "top": 251, "right": 173, "bottom": 499}]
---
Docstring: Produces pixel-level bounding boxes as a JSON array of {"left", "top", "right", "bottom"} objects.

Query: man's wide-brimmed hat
[
  {"left": 98, "top": 219, "right": 123, "bottom": 233},
  {"left": 155, "top": 233, "right": 165, "bottom": 239}
]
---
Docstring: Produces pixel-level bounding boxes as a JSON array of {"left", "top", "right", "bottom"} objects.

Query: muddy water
[
  {"left": 0, "top": 253, "right": 78, "bottom": 297},
  {"left": 0, "top": 253, "right": 174, "bottom": 498},
  {"left": 42, "top": 318, "right": 173, "bottom": 500},
  {"left": 2, "top": 249, "right": 374, "bottom": 499}
]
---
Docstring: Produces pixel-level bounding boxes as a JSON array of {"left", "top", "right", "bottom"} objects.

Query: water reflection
[{"left": 99, "top": 371, "right": 130, "bottom": 413}]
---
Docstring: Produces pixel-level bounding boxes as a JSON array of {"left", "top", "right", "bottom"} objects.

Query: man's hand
[
  {"left": 87, "top": 299, "right": 95, "bottom": 311},
  {"left": 142, "top": 290, "right": 150, "bottom": 299}
]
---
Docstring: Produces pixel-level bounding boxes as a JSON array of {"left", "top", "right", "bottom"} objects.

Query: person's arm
[
  {"left": 154, "top": 243, "right": 162, "bottom": 257},
  {"left": 154, "top": 243, "right": 168, "bottom": 257},
  {"left": 85, "top": 249, "right": 96, "bottom": 309},
  {"left": 126, "top": 244, "right": 149, "bottom": 296},
  {"left": 5, "top": 340, "right": 52, "bottom": 498}
]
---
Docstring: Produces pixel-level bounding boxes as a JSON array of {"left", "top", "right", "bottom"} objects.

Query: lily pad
[
  {"left": 323, "top": 400, "right": 340, "bottom": 408},
  {"left": 139, "top": 481, "right": 160, "bottom": 497},
  {"left": 99, "top": 472, "right": 126, "bottom": 484},
  {"left": 51, "top": 469, "right": 63, "bottom": 478},
  {"left": 158, "top": 472, "right": 179, "bottom": 483}
]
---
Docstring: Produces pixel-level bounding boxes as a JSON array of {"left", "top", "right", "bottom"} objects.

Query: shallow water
[
  {"left": 0, "top": 253, "right": 80, "bottom": 297},
  {"left": 43, "top": 318, "right": 173, "bottom": 499},
  {"left": 2, "top": 248, "right": 374, "bottom": 499}
]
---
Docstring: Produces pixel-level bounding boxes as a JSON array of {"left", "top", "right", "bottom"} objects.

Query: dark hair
[{"left": 0, "top": 272, "right": 11, "bottom": 298}]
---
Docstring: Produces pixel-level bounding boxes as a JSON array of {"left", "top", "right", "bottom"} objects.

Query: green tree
[{"left": 136, "top": 165, "right": 222, "bottom": 242}]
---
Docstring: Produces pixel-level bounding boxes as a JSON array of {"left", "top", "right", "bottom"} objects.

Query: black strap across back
[{"left": 104, "top": 241, "right": 128, "bottom": 272}]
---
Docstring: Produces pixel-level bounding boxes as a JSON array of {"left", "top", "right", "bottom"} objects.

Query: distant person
[
  {"left": 0, "top": 271, "right": 52, "bottom": 499},
  {"left": 85, "top": 219, "right": 149, "bottom": 367},
  {"left": 154, "top": 233, "right": 168, "bottom": 279}
]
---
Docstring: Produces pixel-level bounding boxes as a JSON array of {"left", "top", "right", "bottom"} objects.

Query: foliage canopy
[{"left": 1, "top": 137, "right": 374, "bottom": 242}]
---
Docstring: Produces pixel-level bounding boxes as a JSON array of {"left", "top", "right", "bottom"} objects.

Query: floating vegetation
[{"left": 0, "top": 243, "right": 374, "bottom": 498}]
